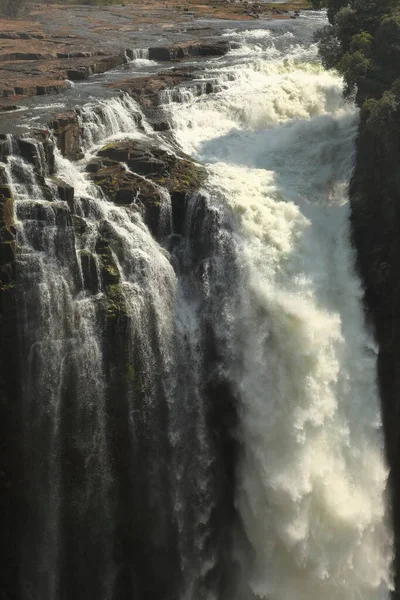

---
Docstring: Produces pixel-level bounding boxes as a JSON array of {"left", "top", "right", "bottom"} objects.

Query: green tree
[
  {"left": 327, "top": 0, "right": 348, "bottom": 25},
  {"left": 338, "top": 49, "right": 373, "bottom": 98},
  {"left": 314, "top": 25, "right": 343, "bottom": 69},
  {"left": 315, "top": 0, "right": 400, "bottom": 105}
]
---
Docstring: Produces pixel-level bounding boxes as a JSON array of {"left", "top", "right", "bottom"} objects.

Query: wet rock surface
[
  {"left": 49, "top": 111, "right": 82, "bottom": 162},
  {"left": 89, "top": 139, "right": 206, "bottom": 237},
  {"left": 148, "top": 39, "right": 230, "bottom": 61},
  {"left": 0, "top": 1, "right": 306, "bottom": 117},
  {"left": 110, "top": 68, "right": 198, "bottom": 109}
]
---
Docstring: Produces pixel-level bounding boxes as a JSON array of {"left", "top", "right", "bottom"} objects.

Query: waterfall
[
  {"left": 4, "top": 93, "right": 237, "bottom": 600},
  {"left": 164, "top": 18, "right": 393, "bottom": 600},
  {"left": 125, "top": 48, "right": 154, "bottom": 66},
  {"left": 0, "top": 11, "right": 393, "bottom": 600}
]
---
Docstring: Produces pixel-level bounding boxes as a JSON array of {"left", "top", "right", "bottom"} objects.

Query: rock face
[
  {"left": 0, "top": 164, "right": 16, "bottom": 299},
  {"left": 18, "top": 130, "right": 55, "bottom": 176},
  {"left": 350, "top": 84, "right": 400, "bottom": 590},
  {"left": 90, "top": 139, "right": 206, "bottom": 236},
  {"left": 148, "top": 40, "right": 230, "bottom": 61},
  {"left": 49, "top": 111, "right": 82, "bottom": 161},
  {"left": 109, "top": 68, "right": 197, "bottom": 109},
  {"left": 0, "top": 165, "right": 20, "bottom": 600},
  {"left": 0, "top": 67, "right": 239, "bottom": 600}
]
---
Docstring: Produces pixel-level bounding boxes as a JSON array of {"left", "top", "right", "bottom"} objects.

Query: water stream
[{"left": 2, "top": 12, "right": 393, "bottom": 600}]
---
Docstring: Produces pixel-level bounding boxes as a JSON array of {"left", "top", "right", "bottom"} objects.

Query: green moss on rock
[
  {"left": 89, "top": 139, "right": 206, "bottom": 238},
  {"left": 105, "top": 283, "right": 128, "bottom": 320}
]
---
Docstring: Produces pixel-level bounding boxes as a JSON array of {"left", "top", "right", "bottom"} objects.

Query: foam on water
[
  {"left": 165, "top": 19, "right": 393, "bottom": 600},
  {"left": 4, "top": 13, "right": 393, "bottom": 600}
]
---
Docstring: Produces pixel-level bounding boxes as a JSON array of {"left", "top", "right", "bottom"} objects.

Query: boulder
[
  {"left": 67, "top": 53, "right": 125, "bottom": 81},
  {"left": 148, "top": 40, "right": 230, "bottom": 61},
  {"left": 0, "top": 52, "right": 54, "bottom": 61},
  {"left": 96, "top": 139, "right": 206, "bottom": 197},
  {"left": 67, "top": 66, "right": 92, "bottom": 81},
  {"left": 109, "top": 68, "right": 196, "bottom": 109},
  {"left": 89, "top": 161, "right": 163, "bottom": 236},
  {"left": 0, "top": 183, "right": 15, "bottom": 238},
  {"left": 57, "top": 51, "right": 93, "bottom": 59},
  {"left": 18, "top": 137, "right": 46, "bottom": 176},
  {"left": 0, "top": 137, "right": 11, "bottom": 161},
  {"left": 49, "top": 111, "right": 82, "bottom": 161},
  {"left": 97, "top": 140, "right": 167, "bottom": 177},
  {"left": 71, "top": 215, "right": 88, "bottom": 237},
  {"left": 31, "top": 129, "right": 56, "bottom": 175},
  {"left": 78, "top": 249, "right": 101, "bottom": 295},
  {"left": 95, "top": 236, "right": 121, "bottom": 286},
  {"left": 89, "top": 139, "right": 206, "bottom": 237},
  {"left": 195, "top": 41, "right": 231, "bottom": 56},
  {"left": 148, "top": 47, "right": 179, "bottom": 61},
  {"left": 13, "top": 84, "right": 38, "bottom": 96},
  {"left": 0, "top": 103, "right": 18, "bottom": 113},
  {"left": 36, "top": 82, "right": 67, "bottom": 96}
]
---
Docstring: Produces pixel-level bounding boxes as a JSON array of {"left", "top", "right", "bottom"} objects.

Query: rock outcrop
[
  {"left": 109, "top": 68, "right": 197, "bottom": 109},
  {"left": 350, "top": 83, "right": 400, "bottom": 591},
  {"left": 88, "top": 139, "right": 206, "bottom": 237},
  {"left": 49, "top": 111, "right": 82, "bottom": 162},
  {"left": 148, "top": 40, "right": 230, "bottom": 61}
]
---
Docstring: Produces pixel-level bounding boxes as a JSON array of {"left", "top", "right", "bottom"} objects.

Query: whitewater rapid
[
  {"left": 164, "top": 17, "right": 393, "bottom": 600},
  {"left": 3, "top": 12, "right": 393, "bottom": 600}
]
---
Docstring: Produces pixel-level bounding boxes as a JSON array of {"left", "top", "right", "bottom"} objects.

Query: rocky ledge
[
  {"left": 0, "top": 78, "right": 208, "bottom": 315},
  {"left": 88, "top": 139, "right": 206, "bottom": 237},
  {"left": 0, "top": 39, "right": 230, "bottom": 111},
  {"left": 0, "top": 0, "right": 308, "bottom": 112},
  {"left": 109, "top": 68, "right": 198, "bottom": 110},
  {"left": 148, "top": 40, "right": 231, "bottom": 61}
]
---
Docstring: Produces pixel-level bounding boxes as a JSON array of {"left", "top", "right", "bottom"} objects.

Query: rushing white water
[
  {"left": 3, "top": 12, "right": 393, "bottom": 600},
  {"left": 163, "top": 18, "right": 393, "bottom": 600}
]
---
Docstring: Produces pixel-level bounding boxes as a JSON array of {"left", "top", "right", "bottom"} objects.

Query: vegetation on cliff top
[{"left": 314, "top": 0, "right": 399, "bottom": 105}]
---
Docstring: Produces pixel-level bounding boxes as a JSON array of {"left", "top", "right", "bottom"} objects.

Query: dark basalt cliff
[
  {"left": 0, "top": 85, "right": 238, "bottom": 599},
  {"left": 350, "top": 82, "right": 400, "bottom": 595}
]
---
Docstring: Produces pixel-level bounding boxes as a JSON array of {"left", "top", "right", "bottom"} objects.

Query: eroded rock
[
  {"left": 148, "top": 40, "right": 230, "bottom": 61},
  {"left": 89, "top": 139, "right": 206, "bottom": 237},
  {"left": 49, "top": 111, "right": 82, "bottom": 161},
  {"left": 0, "top": 169, "right": 16, "bottom": 291},
  {"left": 18, "top": 130, "right": 55, "bottom": 176},
  {"left": 52, "top": 178, "right": 75, "bottom": 210},
  {"left": 109, "top": 67, "right": 196, "bottom": 106}
]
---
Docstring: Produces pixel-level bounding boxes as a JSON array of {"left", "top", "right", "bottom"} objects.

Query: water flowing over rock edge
[{"left": 0, "top": 16, "right": 395, "bottom": 600}]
